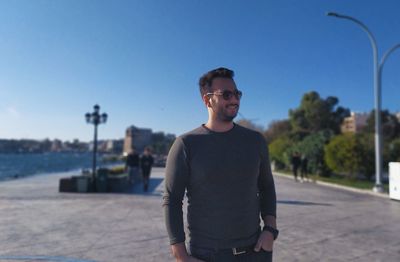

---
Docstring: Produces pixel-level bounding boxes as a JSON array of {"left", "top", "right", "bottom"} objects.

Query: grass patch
[
  {"left": 108, "top": 173, "right": 128, "bottom": 179},
  {"left": 108, "top": 165, "right": 126, "bottom": 175}
]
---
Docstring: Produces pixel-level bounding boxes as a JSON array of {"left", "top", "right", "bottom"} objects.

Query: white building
[{"left": 341, "top": 112, "right": 369, "bottom": 133}]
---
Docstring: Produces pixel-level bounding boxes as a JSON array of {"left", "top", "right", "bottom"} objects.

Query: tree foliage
[
  {"left": 289, "top": 91, "right": 350, "bottom": 134},
  {"left": 389, "top": 138, "right": 400, "bottom": 162},
  {"left": 268, "top": 136, "right": 292, "bottom": 169},
  {"left": 356, "top": 133, "right": 375, "bottom": 180},
  {"left": 295, "top": 130, "right": 333, "bottom": 176},
  {"left": 324, "top": 134, "right": 375, "bottom": 179},
  {"left": 362, "top": 109, "right": 400, "bottom": 140},
  {"left": 325, "top": 134, "right": 361, "bottom": 179},
  {"left": 240, "top": 91, "right": 400, "bottom": 181}
]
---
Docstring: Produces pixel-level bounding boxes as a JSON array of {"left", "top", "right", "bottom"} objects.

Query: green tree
[
  {"left": 269, "top": 136, "right": 292, "bottom": 170},
  {"left": 389, "top": 138, "right": 400, "bottom": 162},
  {"left": 289, "top": 91, "right": 350, "bottom": 134},
  {"left": 296, "top": 130, "right": 333, "bottom": 176},
  {"left": 362, "top": 109, "right": 400, "bottom": 140},
  {"left": 325, "top": 134, "right": 361, "bottom": 179},
  {"left": 324, "top": 134, "right": 377, "bottom": 179},
  {"left": 356, "top": 133, "right": 375, "bottom": 180}
]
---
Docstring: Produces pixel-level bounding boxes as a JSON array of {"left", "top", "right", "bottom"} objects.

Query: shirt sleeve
[
  {"left": 257, "top": 134, "right": 277, "bottom": 218},
  {"left": 163, "top": 137, "right": 190, "bottom": 245}
]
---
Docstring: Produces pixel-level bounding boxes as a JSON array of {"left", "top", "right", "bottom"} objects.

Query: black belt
[
  {"left": 190, "top": 244, "right": 256, "bottom": 258},
  {"left": 221, "top": 245, "right": 255, "bottom": 256}
]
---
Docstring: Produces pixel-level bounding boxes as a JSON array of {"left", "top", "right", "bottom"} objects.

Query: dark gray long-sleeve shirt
[{"left": 163, "top": 124, "right": 276, "bottom": 249}]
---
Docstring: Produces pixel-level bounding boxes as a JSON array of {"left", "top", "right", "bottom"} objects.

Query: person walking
[
  {"left": 163, "top": 67, "right": 278, "bottom": 262},
  {"left": 125, "top": 148, "right": 139, "bottom": 184},
  {"left": 140, "top": 147, "right": 154, "bottom": 192},
  {"left": 300, "top": 154, "right": 309, "bottom": 182},
  {"left": 291, "top": 152, "right": 301, "bottom": 182}
]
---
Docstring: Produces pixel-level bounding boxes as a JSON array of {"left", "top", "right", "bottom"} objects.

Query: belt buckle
[{"left": 232, "top": 247, "right": 246, "bottom": 255}]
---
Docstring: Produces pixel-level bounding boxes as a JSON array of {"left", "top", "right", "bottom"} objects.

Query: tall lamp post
[
  {"left": 327, "top": 12, "right": 400, "bottom": 193},
  {"left": 85, "top": 104, "right": 108, "bottom": 189}
]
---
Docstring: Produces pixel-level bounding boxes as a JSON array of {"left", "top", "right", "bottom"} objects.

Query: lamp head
[
  {"left": 85, "top": 113, "right": 91, "bottom": 123},
  {"left": 101, "top": 113, "right": 108, "bottom": 123},
  {"left": 327, "top": 12, "right": 339, "bottom": 17}
]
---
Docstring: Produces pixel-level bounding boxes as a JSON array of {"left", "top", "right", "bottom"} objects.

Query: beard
[{"left": 215, "top": 104, "right": 239, "bottom": 122}]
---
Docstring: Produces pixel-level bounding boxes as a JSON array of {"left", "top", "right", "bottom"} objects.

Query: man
[
  {"left": 163, "top": 67, "right": 278, "bottom": 262},
  {"left": 140, "top": 147, "right": 154, "bottom": 192},
  {"left": 125, "top": 148, "right": 139, "bottom": 184},
  {"left": 300, "top": 154, "right": 309, "bottom": 182},
  {"left": 291, "top": 152, "right": 301, "bottom": 182}
]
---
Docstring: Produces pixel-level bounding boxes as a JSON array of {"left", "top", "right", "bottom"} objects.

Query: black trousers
[
  {"left": 190, "top": 245, "right": 273, "bottom": 262},
  {"left": 292, "top": 166, "right": 299, "bottom": 179}
]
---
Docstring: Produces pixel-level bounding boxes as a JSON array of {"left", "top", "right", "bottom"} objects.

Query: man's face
[{"left": 208, "top": 77, "right": 240, "bottom": 122}]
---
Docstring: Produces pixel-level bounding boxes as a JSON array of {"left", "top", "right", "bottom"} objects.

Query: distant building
[
  {"left": 396, "top": 112, "right": 400, "bottom": 122},
  {"left": 123, "top": 125, "right": 152, "bottom": 155},
  {"left": 98, "top": 140, "right": 108, "bottom": 152},
  {"left": 51, "top": 139, "right": 63, "bottom": 152},
  {"left": 105, "top": 139, "right": 123, "bottom": 153},
  {"left": 341, "top": 112, "right": 368, "bottom": 133}
]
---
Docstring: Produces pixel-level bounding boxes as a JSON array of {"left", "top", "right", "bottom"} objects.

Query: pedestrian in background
[
  {"left": 125, "top": 148, "right": 139, "bottom": 184},
  {"left": 300, "top": 154, "right": 309, "bottom": 182},
  {"left": 291, "top": 152, "right": 301, "bottom": 182},
  {"left": 140, "top": 147, "right": 154, "bottom": 192}
]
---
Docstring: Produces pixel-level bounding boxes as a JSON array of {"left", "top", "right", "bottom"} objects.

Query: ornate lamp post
[
  {"left": 327, "top": 12, "right": 400, "bottom": 193},
  {"left": 85, "top": 104, "right": 108, "bottom": 189}
]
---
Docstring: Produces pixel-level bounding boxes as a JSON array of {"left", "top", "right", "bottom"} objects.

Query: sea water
[{"left": 0, "top": 152, "right": 117, "bottom": 180}]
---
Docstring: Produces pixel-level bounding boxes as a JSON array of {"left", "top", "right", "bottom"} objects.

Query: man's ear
[{"left": 203, "top": 94, "right": 212, "bottom": 108}]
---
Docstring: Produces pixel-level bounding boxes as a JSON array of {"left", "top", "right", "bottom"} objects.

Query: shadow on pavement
[{"left": 277, "top": 200, "right": 333, "bottom": 206}]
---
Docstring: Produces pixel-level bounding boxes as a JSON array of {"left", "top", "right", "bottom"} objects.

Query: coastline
[
  {"left": 0, "top": 169, "right": 80, "bottom": 185},
  {"left": 0, "top": 152, "right": 123, "bottom": 182},
  {"left": 0, "top": 163, "right": 123, "bottom": 183}
]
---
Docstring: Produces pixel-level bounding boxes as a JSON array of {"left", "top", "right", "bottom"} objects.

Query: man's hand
[
  {"left": 254, "top": 230, "right": 274, "bottom": 252},
  {"left": 171, "top": 243, "right": 205, "bottom": 262}
]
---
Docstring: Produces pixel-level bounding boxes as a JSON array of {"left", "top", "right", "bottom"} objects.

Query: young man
[
  {"left": 163, "top": 67, "right": 278, "bottom": 262},
  {"left": 291, "top": 152, "right": 301, "bottom": 182},
  {"left": 140, "top": 147, "right": 154, "bottom": 192},
  {"left": 300, "top": 154, "right": 309, "bottom": 182},
  {"left": 125, "top": 148, "right": 139, "bottom": 185}
]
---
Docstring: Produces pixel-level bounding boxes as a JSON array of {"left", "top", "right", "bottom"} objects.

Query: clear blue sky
[{"left": 1, "top": 0, "right": 399, "bottom": 141}]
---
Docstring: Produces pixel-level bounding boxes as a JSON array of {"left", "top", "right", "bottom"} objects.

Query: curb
[{"left": 273, "top": 171, "right": 390, "bottom": 199}]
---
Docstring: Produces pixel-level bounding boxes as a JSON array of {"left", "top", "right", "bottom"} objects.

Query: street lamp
[
  {"left": 85, "top": 104, "right": 108, "bottom": 190},
  {"left": 327, "top": 12, "right": 400, "bottom": 193}
]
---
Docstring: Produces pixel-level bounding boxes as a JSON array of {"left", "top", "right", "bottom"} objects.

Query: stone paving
[
  {"left": 0, "top": 168, "right": 399, "bottom": 262},
  {"left": 273, "top": 173, "right": 400, "bottom": 262}
]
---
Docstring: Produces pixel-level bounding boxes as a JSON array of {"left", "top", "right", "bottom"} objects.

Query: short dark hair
[{"left": 199, "top": 67, "right": 235, "bottom": 97}]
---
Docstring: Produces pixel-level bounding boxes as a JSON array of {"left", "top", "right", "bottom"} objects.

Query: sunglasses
[{"left": 206, "top": 90, "right": 243, "bottom": 100}]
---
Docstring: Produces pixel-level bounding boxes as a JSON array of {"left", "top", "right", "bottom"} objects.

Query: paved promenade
[{"left": 0, "top": 168, "right": 399, "bottom": 262}]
